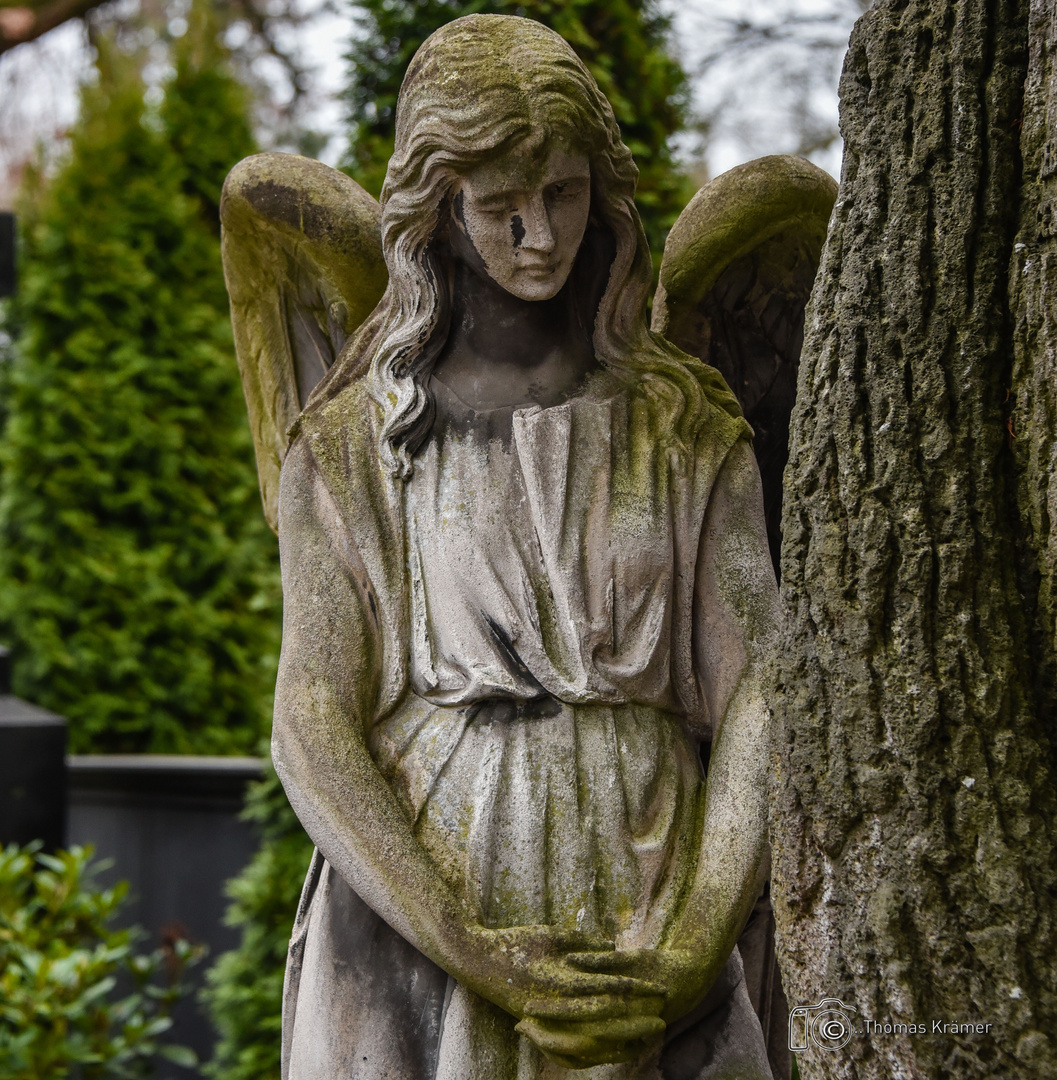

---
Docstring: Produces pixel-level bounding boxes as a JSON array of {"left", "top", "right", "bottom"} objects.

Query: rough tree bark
[{"left": 772, "top": 1, "right": 1057, "bottom": 1077}]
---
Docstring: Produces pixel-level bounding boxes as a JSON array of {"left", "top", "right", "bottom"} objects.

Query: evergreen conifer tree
[
  {"left": 0, "top": 18, "right": 281, "bottom": 754},
  {"left": 343, "top": 0, "right": 693, "bottom": 261}
]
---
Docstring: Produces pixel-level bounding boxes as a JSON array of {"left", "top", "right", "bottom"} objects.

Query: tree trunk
[
  {"left": 1012, "top": 2, "right": 1057, "bottom": 755},
  {"left": 772, "top": 1, "right": 1057, "bottom": 1077}
]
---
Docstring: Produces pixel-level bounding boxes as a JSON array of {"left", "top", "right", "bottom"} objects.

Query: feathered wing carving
[
  {"left": 221, "top": 153, "right": 388, "bottom": 531},
  {"left": 653, "top": 155, "right": 838, "bottom": 575}
]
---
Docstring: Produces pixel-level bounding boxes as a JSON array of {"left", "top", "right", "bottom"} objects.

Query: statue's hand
[
  {"left": 516, "top": 993, "right": 666, "bottom": 1069},
  {"left": 510, "top": 945, "right": 725, "bottom": 1066},
  {"left": 458, "top": 926, "right": 668, "bottom": 1068},
  {"left": 565, "top": 946, "right": 722, "bottom": 1024},
  {"left": 509, "top": 945, "right": 718, "bottom": 1068},
  {"left": 462, "top": 925, "right": 666, "bottom": 1031}
]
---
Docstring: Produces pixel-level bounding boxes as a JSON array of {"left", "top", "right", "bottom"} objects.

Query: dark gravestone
[
  {"left": 67, "top": 755, "right": 265, "bottom": 1078},
  {"left": 0, "top": 212, "right": 14, "bottom": 298},
  {"left": 0, "top": 645, "right": 68, "bottom": 850}
]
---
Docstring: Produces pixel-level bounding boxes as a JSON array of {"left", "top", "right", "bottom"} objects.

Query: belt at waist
[{"left": 463, "top": 694, "right": 562, "bottom": 723}]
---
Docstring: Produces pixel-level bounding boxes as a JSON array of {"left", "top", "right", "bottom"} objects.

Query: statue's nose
[{"left": 517, "top": 193, "right": 556, "bottom": 254}]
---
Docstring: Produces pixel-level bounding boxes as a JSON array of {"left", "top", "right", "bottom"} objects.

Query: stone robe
[{"left": 275, "top": 365, "right": 773, "bottom": 1080}]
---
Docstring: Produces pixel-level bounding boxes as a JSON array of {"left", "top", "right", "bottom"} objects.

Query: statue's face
[{"left": 451, "top": 139, "right": 591, "bottom": 302}]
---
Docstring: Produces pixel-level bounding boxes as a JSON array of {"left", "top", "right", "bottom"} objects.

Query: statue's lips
[{"left": 517, "top": 262, "right": 557, "bottom": 276}]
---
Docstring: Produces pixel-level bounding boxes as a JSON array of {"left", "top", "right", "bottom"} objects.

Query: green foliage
[
  {"left": 201, "top": 766, "right": 313, "bottom": 1080},
  {"left": 0, "top": 843, "right": 200, "bottom": 1079},
  {"left": 343, "top": 0, "right": 694, "bottom": 260},
  {"left": 0, "top": 24, "right": 281, "bottom": 754}
]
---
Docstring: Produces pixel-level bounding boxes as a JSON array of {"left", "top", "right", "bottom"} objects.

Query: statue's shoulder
[
  {"left": 688, "top": 358, "right": 751, "bottom": 436},
  {"left": 298, "top": 376, "right": 379, "bottom": 442},
  {"left": 619, "top": 349, "right": 752, "bottom": 459}
]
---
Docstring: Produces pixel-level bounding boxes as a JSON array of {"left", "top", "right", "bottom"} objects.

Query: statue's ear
[
  {"left": 652, "top": 155, "right": 837, "bottom": 572},
  {"left": 221, "top": 153, "right": 388, "bottom": 531}
]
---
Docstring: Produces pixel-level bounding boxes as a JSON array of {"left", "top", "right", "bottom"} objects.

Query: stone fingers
[
  {"left": 515, "top": 1014, "right": 666, "bottom": 1069},
  {"left": 523, "top": 993, "right": 666, "bottom": 1021}
]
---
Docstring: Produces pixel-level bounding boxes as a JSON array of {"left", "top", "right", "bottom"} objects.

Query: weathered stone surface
[
  {"left": 222, "top": 14, "right": 833, "bottom": 1080},
  {"left": 220, "top": 153, "right": 386, "bottom": 530},
  {"left": 654, "top": 156, "right": 837, "bottom": 573}
]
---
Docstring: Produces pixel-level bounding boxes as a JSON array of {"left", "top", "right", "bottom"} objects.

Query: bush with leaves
[
  {"left": 201, "top": 765, "right": 313, "bottom": 1080},
  {"left": 0, "top": 843, "right": 200, "bottom": 1079},
  {"left": 344, "top": 0, "right": 694, "bottom": 262},
  {"left": 0, "top": 16, "right": 281, "bottom": 755}
]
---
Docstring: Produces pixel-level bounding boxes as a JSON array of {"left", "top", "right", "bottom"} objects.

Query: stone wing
[
  {"left": 221, "top": 153, "right": 387, "bottom": 531},
  {"left": 652, "top": 155, "right": 837, "bottom": 574}
]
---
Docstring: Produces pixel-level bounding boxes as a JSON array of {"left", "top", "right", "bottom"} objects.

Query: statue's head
[
  {"left": 313, "top": 15, "right": 708, "bottom": 478},
  {"left": 381, "top": 15, "right": 647, "bottom": 307}
]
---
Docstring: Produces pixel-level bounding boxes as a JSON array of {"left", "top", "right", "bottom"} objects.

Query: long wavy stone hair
[{"left": 307, "top": 13, "right": 719, "bottom": 479}]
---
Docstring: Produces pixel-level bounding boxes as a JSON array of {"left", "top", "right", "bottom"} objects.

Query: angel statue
[{"left": 220, "top": 14, "right": 836, "bottom": 1080}]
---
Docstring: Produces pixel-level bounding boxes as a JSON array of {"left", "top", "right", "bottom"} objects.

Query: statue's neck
[{"left": 432, "top": 261, "right": 596, "bottom": 411}]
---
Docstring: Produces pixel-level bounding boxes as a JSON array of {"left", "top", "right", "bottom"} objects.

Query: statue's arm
[
  {"left": 271, "top": 437, "right": 661, "bottom": 1029},
  {"left": 271, "top": 438, "right": 483, "bottom": 965},
  {"left": 518, "top": 437, "right": 778, "bottom": 1055},
  {"left": 666, "top": 436, "right": 779, "bottom": 983}
]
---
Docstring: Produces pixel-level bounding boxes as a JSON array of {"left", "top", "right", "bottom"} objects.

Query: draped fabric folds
[{"left": 277, "top": 370, "right": 771, "bottom": 1079}]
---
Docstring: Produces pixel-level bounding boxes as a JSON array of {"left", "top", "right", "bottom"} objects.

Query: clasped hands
[{"left": 467, "top": 924, "right": 715, "bottom": 1069}]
